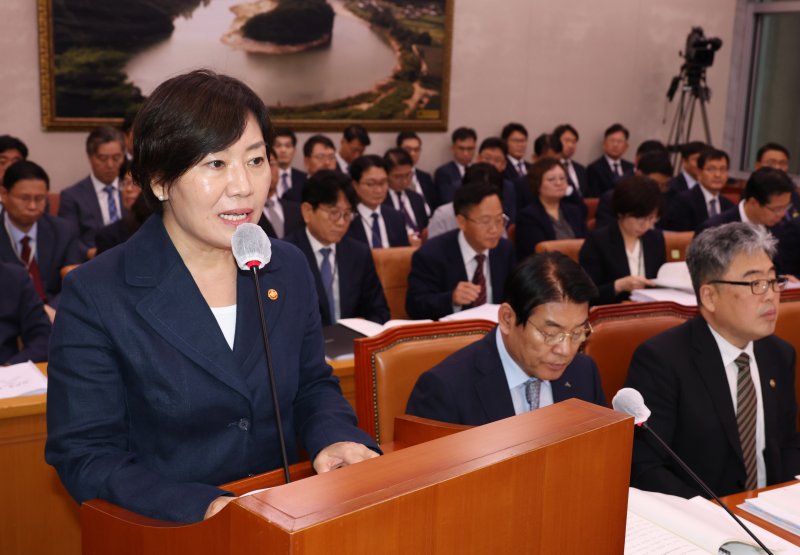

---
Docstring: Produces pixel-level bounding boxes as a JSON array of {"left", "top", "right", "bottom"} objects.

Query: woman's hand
[
  {"left": 614, "top": 275, "right": 654, "bottom": 294},
  {"left": 313, "top": 441, "right": 379, "bottom": 473},
  {"left": 204, "top": 495, "right": 236, "bottom": 520}
]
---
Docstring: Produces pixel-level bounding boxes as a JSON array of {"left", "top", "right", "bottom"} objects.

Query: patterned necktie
[
  {"left": 370, "top": 213, "right": 383, "bottom": 248},
  {"left": 525, "top": 378, "right": 541, "bottom": 411},
  {"left": 104, "top": 185, "right": 119, "bottom": 223},
  {"left": 20, "top": 236, "right": 46, "bottom": 301},
  {"left": 517, "top": 161, "right": 526, "bottom": 176},
  {"left": 735, "top": 352, "right": 758, "bottom": 490},
  {"left": 265, "top": 198, "right": 284, "bottom": 238},
  {"left": 319, "top": 247, "right": 335, "bottom": 323},
  {"left": 396, "top": 191, "right": 418, "bottom": 233},
  {"left": 709, "top": 198, "right": 719, "bottom": 217},
  {"left": 612, "top": 161, "right": 622, "bottom": 177},
  {"left": 280, "top": 171, "right": 290, "bottom": 197},
  {"left": 470, "top": 253, "right": 487, "bottom": 307}
]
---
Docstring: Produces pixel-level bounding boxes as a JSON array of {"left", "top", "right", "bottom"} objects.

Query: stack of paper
[
  {"left": 740, "top": 481, "right": 800, "bottom": 537},
  {"left": 630, "top": 262, "right": 698, "bottom": 306},
  {"left": 0, "top": 361, "right": 48, "bottom": 399},
  {"left": 440, "top": 303, "right": 499, "bottom": 323},
  {"left": 337, "top": 318, "right": 433, "bottom": 338}
]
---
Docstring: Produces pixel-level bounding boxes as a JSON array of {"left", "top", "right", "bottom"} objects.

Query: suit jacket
[
  {"left": 695, "top": 205, "right": 741, "bottom": 234},
  {"left": 257, "top": 198, "right": 303, "bottom": 239},
  {"left": 45, "top": 215, "right": 378, "bottom": 523},
  {"left": 345, "top": 204, "right": 411, "bottom": 248},
  {"left": 405, "top": 229, "right": 516, "bottom": 320},
  {"left": 586, "top": 157, "right": 634, "bottom": 197},
  {"left": 406, "top": 328, "right": 607, "bottom": 425},
  {"left": 433, "top": 161, "right": 463, "bottom": 205},
  {"left": 279, "top": 168, "right": 308, "bottom": 202},
  {"left": 415, "top": 168, "right": 439, "bottom": 210},
  {"left": 0, "top": 212, "right": 82, "bottom": 307},
  {"left": 286, "top": 228, "right": 390, "bottom": 326},
  {"left": 383, "top": 188, "right": 430, "bottom": 231},
  {"left": 0, "top": 262, "right": 51, "bottom": 365},
  {"left": 515, "top": 196, "right": 587, "bottom": 260},
  {"left": 503, "top": 160, "right": 533, "bottom": 182},
  {"left": 58, "top": 176, "right": 128, "bottom": 256},
  {"left": 663, "top": 186, "right": 735, "bottom": 232},
  {"left": 578, "top": 224, "right": 666, "bottom": 305},
  {"left": 625, "top": 316, "right": 800, "bottom": 498},
  {"left": 568, "top": 160, "right": 590, "bottom": 197}
]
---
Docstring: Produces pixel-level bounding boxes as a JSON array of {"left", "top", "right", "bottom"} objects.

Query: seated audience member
[
  {"left": 336, "top": 125, "right": 370, "bottom": 175},
  {"left": 476, "top": 137, "right": 518, "bottom": 223},
  {"left": 0, "top": 262, "right": 51, "bottom": 364},
  {"left": 434, "top": 127, "right": 477, "bottom": 205},
  {"left": 397, "top": 131, "right": 437, "bottom": 211},
  {"left": 754, "top": 143, "right": 798, "bottom": 221},
  {"left": 285, "top": 170, "right": 389, "bottom": 326},
  {"left": 625, "top": 222, "right": 800, "bottom": 498},
  {"left": 515, "top": 158, "right": 587, "bottom": 260},
  {"left": 121, "top": 112, "right": 135, "bottom": 161},
  {"left": 663, "top": 149, "right": 735, "bottom": 232},
  {"left": 258, "top": 148, "right": 302, "bottom": 239},
  {"left": 579, "top": 176, "right": 665, "bottom": 305},
  {"left": 501, "top": 122, "right": 531, "bottom": 180},
  {"left": 345, "top": 155, "right": 410, "bottom": 248},
  {"left": 58, "top": 126, "right": 127, "bottom": 259},
  {"left": 273, "top": 127, "right": 307, "bottom": 198},
  {"left": 666, "top": 141, "right": 707, "bottom": 200},
  {"left": 0, "top": 161, "right": 81, "bottom": 308},
  {"left": 95, "top": 163, "right": 153, "bottom": 255},
  {"left": 553, "top": 124, "right": 589, "bottom": 197},
  {"left": 406, "top": 252, "right": 605, "bottom": 424},
  {"left": 406, "top": 181, "right": 515, "bottom": 320},
  {"left": 0, "top": 135, "right": 28, "bottom": 185},
  {"left": 586, "top": 123, "right": 635, "bottom": 197},
  {"left": 283, "top": 134, "right": 338, "bottom": 201},
  {"left": 532, "top": 133, "right": 558, "bottom": 163},
  {"left": 383, "top": 147, "right": 429, "bottom": 244},
  {"left": 634, "top": 139, "right": 668, "bottom": 165}
]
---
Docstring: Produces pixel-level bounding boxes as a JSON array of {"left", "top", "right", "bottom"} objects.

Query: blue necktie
[
  {"left": 319, "top": 247, "right": 335, "bottom": 322},
  {"left": 371, "top": 213, "right": 383, "bottom": 248},
  {"left": 104, "top": 185, "right": 119, "bottom": 223},
  {"left": 280, "top": 172, "right": 290, "bottom": 197}
]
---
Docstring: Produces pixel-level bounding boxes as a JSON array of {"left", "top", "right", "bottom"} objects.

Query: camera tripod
[{"left": 665, "top": 66, "right": 713, "bottom": 164}]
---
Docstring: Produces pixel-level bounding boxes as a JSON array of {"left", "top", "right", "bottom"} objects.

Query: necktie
[
  {"left": 397, "top": 191, "right": 418, "bottom": 233},
  {"left": 517, "top": 161, "right": 526, "bottom": 176},
  {"left": 709, "top": 198, "right": 719, "bottom": 217},
  {"left": 524, "top": 378, "right": 541, "bottom": 411},
  {"left": 265, "top": 198, "right": 284, "bottom": 238},
  {"left": 470, "top": 253, "right": 487, "bottom": 307},
  {"left": 735, "top": 353, "right": 758, "bottom": 490},
  {"left": 104, "top": 185, "right": 119, "bottom": 223},
  {"left": 280, "top": 171, "right": 290, "bottom": 197},
  {"left": 612, "top": 161, "right": 622, "bottom": 177},
  {"left": 20, "top": 236, "right": 46, "bottom": 301},
  {"left": 319, "top": 247, "right": 335, "bottom": 323},
  {"left": 370, "top": 213, "right": 383, "bottom": 248}
]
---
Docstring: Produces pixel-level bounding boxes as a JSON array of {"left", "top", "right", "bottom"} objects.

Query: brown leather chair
[
  {"left": 353, "top": 319, "right": 496, "bottom": 444},
  {"left": 775, "top": 292, "right": 800, "bottom": 428},
  {"left": 535, "top": 238, "right": 585, "bottom": 263},
  {"left": 663, "top": 231, "right": 694, "bottom": 262},
  {"left": 371, "top": 246, "right": 418, "bottom": 319},
  {"left": 47, "top": 192, "right": 60, "bottom": 216},
  {"left": 584, "top": 197, "right": 599, "bottom": 224}
]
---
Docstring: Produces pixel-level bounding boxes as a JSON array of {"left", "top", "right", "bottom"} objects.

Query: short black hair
[
  {"left": 604, "top": 123, "right": 629, "bottom": 140},
  {"left": 274, "top": 127, "right": 297, "bottom": 147},
  {"left": 451, "top": 127, "right": 477, "bottom": 143},
  {"left": 636, "top": 139, "right": 667, "bottom": 157},
  {"left": 463, "top": 162, "right": 503, "bottom": 192},
  {"left": 349, "top": 154, "right": 386, "bottom": 183},
  {"left": 697, "top": 149, "right": 729, "bottom": 170},
  {"left": 86, "top": 126, "right": 125, "bottom": 157},
  {"left": 501, "top": 122, "right": 528, "bottom": 141},
  {"left": 0, "top": 135, "right": 28, "bottom": 158},
  {"left": 548, "top": 134, "right": 564, "bottom": 155},
  {"left": 303, "top": 134, "right": 335, "bottom": 157},
  {"left": 343, "top": 124, "right": 370, "bottom": 146},
  {"left": 396, "top": 130, "right": 420, "bottom": 147},
  {"left": 756, "top": 142, "right": 790, "bottom": 162},
  {"left": 611, "top": 175, "right": 662, "bottom": 218},
  {"left": 479, "top": 137, "right": 508, "bottom": 157},
  {"left": 383, "top": 147, "right": 413, "bottom": 172},
  {"left": 553, "top": 124, "right": 579, "bottom": 142},
  {"left": 3, "top": 160, "right": 50, "bottom": 191},
  {"left": 301, "top": 169, "right": 354, "bottom": 208},
  {"left": 533, "top": 133, "right": 552, "bottom": 157},
  {"left": 743, "top": 167, "right": 795, "bottom": 205},
  {"left": 132, "top": 69, "right": 271, "bottom": 213},
  {"left": 637, "top": 151, "right": 673, "bottom": 176},
  {"left": 680, "top": 141, "right": 708, "bottom": 159},
  {"left": 503, "top": 252, "right": 598, "bottom": 325},
  {"left": 453, "top": 180, "right": 501, "bottom": 217}
]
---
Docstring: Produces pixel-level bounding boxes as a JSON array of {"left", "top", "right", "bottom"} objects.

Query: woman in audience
[
  {"left": 578, "top": 175, "right": 665, "bottom": 305},
  {"left": 95, "top": 163, "right": 152, "bottom": 254},
  {"left": 515, "top": 158, "right": 586, "bottom": 259}
]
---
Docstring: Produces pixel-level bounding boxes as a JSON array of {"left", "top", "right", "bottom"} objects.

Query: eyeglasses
[
  {"left": 529, "top": 322, "right": 593, "bottom": 346},
  {"left": 359, "top": 179, "right": 388, "bottom": 189},
  {"left": 318, "top": 206, "right": 355, "bottom": 222},
  {"left": 708, "top": 277, "right": 788, "bottom": 295},
  {"left": 120, "top": 180, "right": 141, "bottom": 191},
  {"left": 91, "top": 153, "right": 124, "bottom": 164},
  {"left": 8, "top": 193, "right": 47, "bottom": 205},
  {"left": 389, "top": 171, "right": 413, "bottom": 182},
  {"left": 311, "top": 153, "right": 336, "bottom": 163},
  {"left": 464, "top": 214, "right": 510, "bottom": 229},
  {"left": 762, "top": 202, "right": 791, "bottom": 216}
]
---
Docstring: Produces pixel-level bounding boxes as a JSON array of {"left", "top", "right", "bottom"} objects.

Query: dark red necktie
[
  {"left": 20, "top": 236, "right": 47, "bottom": 301},
  {"left": 470, "top": 253, "right": 487, "bottom": 307}
]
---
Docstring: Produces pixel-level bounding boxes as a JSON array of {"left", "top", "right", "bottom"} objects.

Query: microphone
[
  {"left": 232, "top": 223, "right": 290, "bottom": 484},
  {"left": 612, "top": 388, "right": 773, "bottom": 555}
]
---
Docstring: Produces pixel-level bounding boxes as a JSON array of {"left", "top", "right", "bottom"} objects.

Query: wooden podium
[{"left": 81, "top": 399, "right": 633, "bottom": 554}]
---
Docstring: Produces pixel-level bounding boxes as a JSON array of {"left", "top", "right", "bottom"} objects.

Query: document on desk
[
  {"left": 337, "top": 317, "right": 433, "bottom": 338},
  {"left": 0, "top": 361, "right": 48, "bottom": 399},
  {"left": 739, "top": 482, "right": 800, "bottom": 537},
  {"left": 439, "top": 303, "right": 499, "bottom": 323}
]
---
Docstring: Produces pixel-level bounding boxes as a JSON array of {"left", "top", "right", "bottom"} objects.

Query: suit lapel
[
  {"left": 473, "top": 331, "right": 516, "bottom": 421},
  {"left": 753, "top": 340, "right": 780, "bottom": 454},
  {"left": 35, "top": 217, "right": 55, "bottom": 288},
  {"left": 691, "top": 187, "right": 709, "bottom": 220},
  {"left": 293, "top": 231, "right": 330, "bottom": 324},
  {"left": 488, "top": 243, "right": 506, "bottom": 303},
  {"left": 336, "top": 241, "right": 357, "bottom": 318},
  {"left": 608, "top": 224, "right": 632, "bottom": 278}
]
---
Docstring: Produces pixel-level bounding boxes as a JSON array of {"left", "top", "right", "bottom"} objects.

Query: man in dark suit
[
  {"left": 273, "top": 128, "right": 307, "bottom": 200},
  {"left": 346, "top": 155, "right": 410, "bottom": 248},
  {"left": 663, "top": 149, "right": 735, "bottom": 231},
  {"left": 434, "top": 127, "right": 477, "bottom": 205},
  {"left": 665, "top": 141, "right": 707, "bottom": 201},
  {"left": 501, "top": 122, "right": 531, "bottom": 181},
  {"left": 406, "top": 181, "right": 516, "bottom": 320},
  {"left": 0, "top": 262, "right": 51, "bottom": 364},
  {"left": 397, "top": 131, "right": 438, "bottom": 211},
  {"left": 0, "top": 134, "right": 28, "bottom": 185},
  {"left": 626, "top": 222, "right": 800, "bottom": 498},
  {"left": 383, "top": 148, "right": 429, "bottom": 241},
  {"left": 283, "top": 135, "right": 338, "bottom": 202},
  {"left": 335, "top": 125, "right": 370, "bottom": 175},
  {"left": 0, "top": 160, "right": 81, "bottom": 309},
  {"left": 476, "top": 137, "right": 519, "bottom": 225},
  {"left": 586, "top": 123, "right": 634, "bottom": 197},
  {"left": 553, "top": 124, "right": 590, "bottom": 197},
  {"left": 285, "top": 170, "right": 389, "bottom": 326},
  {"left": 407, "top": 252, "right": 605, "bottom": 424},
  {"left": 258, "top": 148, "right": 302, "bottom": 239}
]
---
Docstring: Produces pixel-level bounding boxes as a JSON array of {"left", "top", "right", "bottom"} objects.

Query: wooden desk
[{"left": 719, "top": 480, "right": 800, "bottom": 547}]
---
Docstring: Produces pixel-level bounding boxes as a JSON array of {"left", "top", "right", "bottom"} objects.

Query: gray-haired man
[{"left": 625, "top": 222, "right": 800, "bottom": 498}]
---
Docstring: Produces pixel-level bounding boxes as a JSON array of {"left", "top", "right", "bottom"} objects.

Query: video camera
[{"left": 683, "top": 27, "right": 722, "bottom": 69}]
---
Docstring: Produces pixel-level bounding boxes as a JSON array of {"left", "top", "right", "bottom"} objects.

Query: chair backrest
[
  {"left": 585, "top": 302, "right": 696, "bottom": 405},
  {"left": 47, "top": 192, "right": 60, "bottom": 216},
  {"left": 353, "top": 319, "right": 496, "bottom": 444},
  {"left": 774, "top": 291, "right": 800, "bottom": 428},
  {"left": 584, "top": 197, "right": 599, "bottom": 223},
  {"left": 535, "top": 238, "right": 585, "bottom": 263},
  {"left": 663, "top": 231, "right": 694, "bottom": 262},
  {"left": 371, "top": 246, "right": 418, "bottom": 319}
]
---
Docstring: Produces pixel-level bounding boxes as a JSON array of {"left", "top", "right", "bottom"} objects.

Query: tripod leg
[
  {"left": 698, "top": 97, "right": 712, "bottom": 145},
  {"left": 685, "top": 95, "right": 697, "bottom": 144}
]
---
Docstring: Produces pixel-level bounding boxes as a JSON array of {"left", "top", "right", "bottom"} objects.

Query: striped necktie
[{"left": 735, "top": 352, "right": 758, "bottom": 490}]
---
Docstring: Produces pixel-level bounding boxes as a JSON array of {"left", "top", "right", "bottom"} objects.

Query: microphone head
[
  {"left": 231, "top": 223, "right": 272, "bottom": 270},
  {"left": 612, "top": 388, "right": 651, "bottom": 425}
]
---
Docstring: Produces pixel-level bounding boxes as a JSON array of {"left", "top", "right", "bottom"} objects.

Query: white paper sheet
[{"left": 0, "top": 361, "right": 48, "bottom": 399}]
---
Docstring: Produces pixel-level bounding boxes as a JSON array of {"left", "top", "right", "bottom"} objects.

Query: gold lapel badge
[
  {"left": 769, "top": 379, "right": 776, "bottom": 389},
  {"left": 267, "top": 289, "right": 279, "bottom": 301}
]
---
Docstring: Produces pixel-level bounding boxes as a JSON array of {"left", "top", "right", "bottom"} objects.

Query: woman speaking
[{"left": 45, "top": 70, "right": 378, "bottom": 523}]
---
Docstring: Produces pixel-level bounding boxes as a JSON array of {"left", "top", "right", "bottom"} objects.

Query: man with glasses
[
  {"left": 625, "top": 222, "right": 800, "bottom": 498},
  {"left": 406, "top": 252, "right": 605, "bottom": 425},
  {"left": 406, "top": 181, "right": 516, "bottom": 320},
  {"left": 285, "top": 170, "right": 389, "bottom": 327},
  {"left": 283, "top": 135, "right": 339, "bottom": 202},
  {"left": 257, "top": 148, "right": 302, "bottom": 240}
]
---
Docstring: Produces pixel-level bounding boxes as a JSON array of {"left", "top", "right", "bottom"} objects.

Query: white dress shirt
[
  {"left": 508, "top": 155, "right": 527, "bottom": 176},
  {"left": 335, "top": 152, "right": 349, "bottom": 175},
  {"left": 453, "top": 230, "right": 492, "bottom": 312},
  {"left": 4, "top": 212, "right": 38, "bottom": 263},
  {"left": 209, "top": 305, "right": 237, "bottom": 350},
  {"left": 625, "top": 239, "right": 644, "bottom": 277},
  {"left": 357, "top": 204, "right": 389, "bottom": 248},
  {"left": 90, "top": 173, "right": 121, "bottom": 225},
  {"left": 388, "top": 189, "right": 419, "bottom": 233},
  {"left": 306, "top": 228, "right": 340, "bottom": 322},
  {"left": 699, "top": 185, "right": 721, "bottom": 216},
  {"left": 681, "top": 169, "right": 698, "bottom": 190},
  {"left": 411, "top": 168, "right": 431, "bottom": 216},
  {"left": 496, "top": 330, "right": 554, "bottom": 414}
]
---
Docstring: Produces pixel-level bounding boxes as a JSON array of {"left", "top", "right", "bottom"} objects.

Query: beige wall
[{"left": 0, "top": 0, "right": 736, "bottom": 191}]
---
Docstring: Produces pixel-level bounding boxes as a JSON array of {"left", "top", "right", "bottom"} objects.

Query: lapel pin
[
  {"left": 565, "top": 381, "right": 572, "bottom": 388},
  {"left": 267, "top": 289, "right": 279, "bottom": 301},
  {"left": 769, "top": 379, "right": 776, "bottom": 389}
]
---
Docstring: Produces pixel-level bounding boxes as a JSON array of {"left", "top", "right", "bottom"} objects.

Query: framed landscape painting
[{"left": 37, "top": 0, "right": 453, "bottom": 131}]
